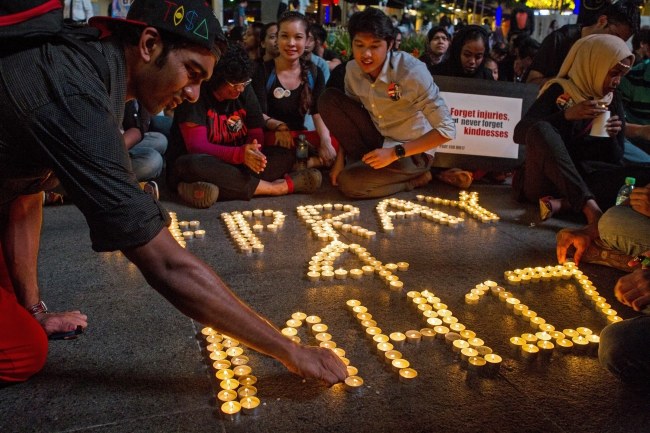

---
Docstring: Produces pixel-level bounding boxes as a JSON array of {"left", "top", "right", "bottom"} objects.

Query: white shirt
[{"left": 63, "top": 0, "right": 94, "bottom": 22}]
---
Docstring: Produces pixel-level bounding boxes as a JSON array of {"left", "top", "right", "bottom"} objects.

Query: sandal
[
  {"left": 286, "top": 168, "right": 322, "bottom": 194},
  {"left": 436, "top": 168, "right": 473, "bottom": 189}
]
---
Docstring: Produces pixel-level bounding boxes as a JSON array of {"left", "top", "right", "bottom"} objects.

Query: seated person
[
  {"left": 513, "top": 35, "right": 649, "bottom": 233},
  {"left": 168, "top": 44, "right": 321, "bottom": 209},
  {"left": 419, "top": 26, "right": 451, "bottom": 74},
  {"left": 308, "top": 23, "right": 342, "bottom": 71},
  {"left": 319, "top": 8, "right": 455, "bottom": 199},
  {"left": 252, "top": 12, "right": 337, "bottom": 170},
  {"left": 556, "top": 183, "right": 650, "bottom": 384},
  {"left": 122, "top": 100, "right": 168, "bottom": 198},
  {"left": 618, "top": 58, "right": 650, "bottom": 164}
]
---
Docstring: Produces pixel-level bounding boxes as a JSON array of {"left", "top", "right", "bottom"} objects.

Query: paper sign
[{"left": 437, "top": 92, "right": 523, "bottom": 159}]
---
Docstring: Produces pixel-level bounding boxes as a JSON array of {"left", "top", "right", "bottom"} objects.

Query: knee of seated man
[
  {"left": 338, "top": 172, "right": 370, "bottom": 199},
  {"left": 598, "top": 319, "right": 648, "bottom": 383}
]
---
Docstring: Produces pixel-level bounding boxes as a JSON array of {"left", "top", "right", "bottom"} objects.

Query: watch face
[{"left": 395, "top": 145, "right": 406, "bottom": 158}]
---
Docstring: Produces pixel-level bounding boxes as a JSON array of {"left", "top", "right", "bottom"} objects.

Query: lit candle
[
  {"left": 315, "top": 332, "right": 332, "bottom": 342},
  {"left": 344, "top": 375, "right": 364, "bottom": 393},
  {"left": 237, "top": 385, "right": 257, "bottom": 398},
  {"left": 360, "top": 319, "right": 377, "bottom": 328},
  {"left": 356, "top": 312, "right": 372, "bottom": 321},
  {"left": 465, "top": 293, "right": 480, "bottom": 304},
  {"left": 226, "top": 347, "right": 244, "bottom": 358},
  {"left": 231, "top": 355, "right": 249, "bottom": 366},
  {"left": 398, "top": 367, "right": 418, "bottom": 382},
  {"left": 384, "top": 350, "right": 403, "bottom": 365},
  {"left": 361, "top": 265, "right": 374, "bottom": 275},
  {"left": 220, "top": 401, "right": 241, "bottom": 421},
  {"left": 391, "top": 358, "right": 410, "bottom": 372},
  {"left": 346, "top": 300, "right": 361, "bottom": 311},
  {"left": 452, "top": 338, "right": 469, "bottom": 353},
  {"left": 373, "top": 334, "right": 389, "bottom": 344},
  {"left": 529, "top": 316, "right": 546, "bottom": 330},
  {"left": 240, "top": 396, "right": 260, "bottom": 416},
  {"left": 396, "top": 262, "right": 409, "bottom": 271},
  {"left": 233, "top": 365, "right": 252, "bottom": 377},
  {"left": 349, "top": 269, "right": 363, "bottom": 279},
  {"left": 220, "top": 378, "right": 240, "bottom": 390},
  {"left": 210, "top": 350, "right": 228, "bottom": 361},
  {"left": 555, "top": 338, "right": 573, "bottom": 353},
  {"left": 389, "top": 280, "right": 404, "bottom": 291},
  {"left": 334, "top": 268, "right": 348, "bottom": 280},
  {"left": 194, "top": 229, "right": 206, "bottom": 239},
  {"left": 213, "top": 359, "right": 231, "bottom": 370},
  {"left": 286, "top": 319, "right": 302, "bottom": 328},
  {"left": 376, "top": 342, "right": 394, "bottom": 354},
  {"left": 352, "top": 306, "right": 367, "bottom": 314},
  {"left": 217, "top": 389, "right": 238, "bottom": 402},
  {"left": 468, "top": 337, "right": 485, "bottom": 348},
  {"left": 467, "top": 356, "right": 486, "bottom": 372},
  {"left": 311, "top": 323, "right": 328, "bottom": 335},
  {"left": 521, "top": 343, "right": 539, "bottom": 360},
  {"left": 389, "top": 332, "right": 406, "bottom": 348},
  {"left": 405, "top": 330, "right": 422, "bottom": 344},
  {"left": 238, "top": 375, "right": 257, "bottom": 387},
  {"left": 576, "top": 327, "right": 593, "bottom": 336},
  {"left": 216, "top": 369, "right": 235, "bottom": 380},
  {"left": 365, "top": 327, "right": 382, "bottom": 339},
  {"left": 346, "top": 365, "right": 358, "bottom": 376},
  {"left": 281, "top": 327, "right": 298, "bottom": 337},
  {"left": 433, "top": 325, "right": 450, "bottom": 338},
  {"left": 306, "top": 271, "right": 320, "bottom": 282},
  {"left": 420, "top": 328, "right": 436, "bottom": 341},
  {"left": 182, "top": 231, "right": 194, "bottom": 240}
]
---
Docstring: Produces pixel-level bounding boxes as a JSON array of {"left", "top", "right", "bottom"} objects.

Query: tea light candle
[
  {"left": 391, "top": 358, "right": 410, "bottom": 372},
  {"left": 361, "top": 265, "right": 374, "bottom": 275},
  {"left": 349, "top": 268, "right": 363, "bottom": 279},
  {"left": 346, "top": 365, "right": 358, "bottom": 376},
  {"left": 537, "top": 340, "right": 555, "bottom": 357},
  {"left": 510, "top": 336, "right": 525, "bottom": 352},
  {"left": 434, "top": 325, "right": 450, "bottom": 338},
  {"left": 420, "top": 328, "right": 436, "bottom": 341},
  {"left": 233, "top": 365, "right": 252, "bottom": 377},
  {"left": 320, "top": 340, "right": 336, "bottom": 349},
  {"left": 237, "top": 385, "right": 258, "bottom": 398},
  {"left": 179, "top": 220, "right": 190, "bottom": 230},
  {"left": 216, "top": 369, "right": 235, "bottom": 380},
  {"left": 360, "top": 319, "right": 377, "bottom": 328},
  {"left": 389, "top": 280, "right": 404, "bottom": 291},
  {"left": 316, "top": 332, "right": 332, "bottom": 342},
  {"left": 397, "top": 262, "right": 409, "bottom": 271},
  {"left": 253, "top": 209, "right": 263, "bottom": 217},
  {"left": 238, "top": 375, "right": 257, "bottom": 386},
  {"left": 468, "top": 337, "right": 485, "bottom": 348},
  {"left": 281, "top": 327, "right": 298, "bottom": 337},
  {"left": 365, "top": 327, "right": 382, "bottom": 339},
  {"left": 240, "top": 396, "right": 260, "bottom": 416},
  {"left": 194, "top": 229, "right": 206, "bottom": 239},
  {"left": 530, "top": 316, "right": 546, "bottom": 329},
  {"left": 213, "top": 360, "right": 231, "bottom": 370},
  {"left": 220, "top": 378, "right": 240, "bottom": 390},
  {"left": 384, "top": 350, "right": 402, "bottom": 365},
  {"left": 307, "top": 271, "right": 320, "bottom": 282},
  {"left": 220, "top": 401, "right": 241, "bottom": 421},
  {"left": 226, "top": 347, "right": 244, "bottom": 358},
  {"left": 452, "top": 338, "right": 469, "bottom": 353},
  {"left": 344, "top": 375, "right": 364, "bottom": 393},
  {"left": 373, "top": 334, "right": 389, "bottom": 344},
  {"left": 483, "top": 353, "right": 502, "bottom": 376},
  {"left": 182, "top": 231, "right": 194, "bottom": 240},
  {"left": 189, "top": 220, "right": 200, "bottom": 230},
  {"left": 311, "top": 323, "right": 328, "bottom": 334},
  {"left": 405, "top": 330, "right": 422, "bottom": 344},
  {"left": 334, "top": 268, "right": 348, "bottom": 280},
  {"left": 352, "top": 306, "right": 367, "bottom": 314},
  {"left": 376, "top": 342, "right": 394, "bottom": 354},
  {"left": 467, "top": 356, "right": 486, "bottom": 372},
  {"left": 607, "top": 315, "right": 623, "bottom": 324},
  {"left": 210, "top": 350, "right": 228, "bottom": 361},
  {"left": 217, "top": 389, "right": 238, "bottom": 402},
  {"left": 562, "top": 328, "right": 579, "bottom": 338},
  {"left": 356, "top": 312, "right": 372, "bottom": 321},
  {"left": 513, "top": 303, "right": 528, "bottom": 316},
  {"left": 398, "top": 367, "right": 418, "bottom": 382},
  {"left": 389, "top": 332, "right": 406, "bottom": 348},
  {"left": 556, "top": 338, "right": 573, "bottom": 353},
  {"left": 465, "top": 293, "right": 480, "bottom": 304},
  {"left": 286, "top": 319, "right": 302, "bottom": 328},
  {"left": 576, "top": 327, "right": 593, "bottom": 336},
  {"left": 521, "top": 343, "right": 539, "bottom": 359}
]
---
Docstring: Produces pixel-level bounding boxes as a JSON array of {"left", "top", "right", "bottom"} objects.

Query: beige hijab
[{"left": 539, "top": 34, "right": 633, "bottom": 106}]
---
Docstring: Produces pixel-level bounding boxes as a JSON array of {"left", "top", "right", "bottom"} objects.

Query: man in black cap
[{"left": 0, "top": 0, "right": 347, "bottom": 386}]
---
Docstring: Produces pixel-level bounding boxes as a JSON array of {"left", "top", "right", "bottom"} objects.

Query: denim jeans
[
  {"left": 599, "top": 315, "right": 650, "bottom": 384},
  {"left": 129, "top": 132, "right": 168, "bottom": 181}
]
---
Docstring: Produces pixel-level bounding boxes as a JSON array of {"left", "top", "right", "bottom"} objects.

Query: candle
[
  {"left": 194, "top": 229, "right": 206, "bottom": 239},
  {"left": 556, "top": 338, "right": 573, "bottom": 353},
  {"left": 286, "top": 319, "right": 302, "bottom": 328},
  {"left": 506, "top": 297, "right": 521, "bottom": 309},
  {"left": 389, "top": 280, "right": 404, "bottom": 291},
  {"left": 467, "top": 356, "right": 486, "bottom": 372},
  {"left": 311, "top": 323, "right": 328, "bottom": 334},
  {"left": 217, "top": 389, "right": 237, "bottom": 402},
  {"left": 316, "top": 332, "right": 332, "bottom": 342},
  {"left": 361, "top": 265, "right": 374, "bottom": 275},
  {"left": 182, "top": 231, "right": 194, "bottom": 240},
  {"left": 365, "top": 327, "right": 382, "bottom": 339},
  {"left": 530, "top": 316, "right": 546, "bottom": 329},
  {"left": 240, "top": 396, "right": 260, "bottom": 416},
  {"left": 398, "top": 367, "right": 418, "bottom": 382},
  {"left": 376, "top": 342, "right": 394, "bottom": 354},
  {"left": 405, "top": 330, "right": 422, "bottom": 344},
  {"left": 465, "top": 293, "right": 480, "bottom": 304},
  {"left": 344, "top": 375, "right": 364, "bottom": 393},
  {"left": 452, "top": 338, "right": 469, "bottom": 353},
  {"left": 397, "top": 262, "right": 409, "bottom": 271},
  {"left": 252, "top": 209, "right": 263, "bottom": 217},
  {"left": 232, "top": 365, "right": 252, "bottom": 378},
  {"left": 468, "top": 337, "right": 485, "bottom": 348},
  {"left": 213, "top": 359, "right": 231, "bottom": 370},
  {"left": 210, "top": 350, "right": 228, "bottom": 361},
  {"left": 346, "top": 365, "right": 359, "bottom": 377},
  {"left": 352, "top": 306, "right": 367, "bottom": 314},
  {"left": 237, "top": 385, "right": 257, "bottom": 398},
  {"left": 220, "top": 401, "right": 241, "bottom": 421},
  {"left": 562, "top": 328, "right": 579, "bottom": 338},
  {"left": 389, "top": 332, "right": 406, "bottom": 347},
  {"left": 281, "top": 327, "right": 297, "bottom": 337},
  {"left": 433, "top": 325, "right": 450, "bottom": 338},
  {"left": 349, "top": 268, "right": 363, "bottom": 279},
  {"left": 345, "top": 300, "right": 361, "bottom": 311},
  {"left": 306, "top": 271, "right": 320, "bottom": 282},
  {"left": 178, "top": 220, "right": 189, "bottom": 230},
  {"left": 537, "top": 340, "right": 555, "bottom": 357},
  {"left": 334, "top": 268, "right": 348, "bottom": 280},
  {"left": 384, "top": 350, "right": 403, "bottom": 365},
  {"left": 226, "top": 347, "right": 244, "bottom": 358},
  {"left": 216, "top": 369, "right": 235, "bottom": 380},
  {"left": 391, "top": 358, "right": 410, "bottom": 372},
  {"left": 231, "top": 355, "right": 249, "bottom": 366},
  {"left": 360, "top": 319, "right": 378, "bottom": 328},
  {"left": 460, "top": 347, "right": 479, "bottom": 362},
  {"left": 220, "top": 378, "right": 240, "bottom": 390},
  {"left": 238, "top": 375, "right": 257, "bottom": 387},
  {"left": 356, "top": 312, "right": 372, "bottom": 321},
  {"left": 483, "top": 353, "right": 502, "bottom": 376},
  {"left": 420, "top": 328, "right": 436, "bottom": 341},
  {"left": 521, "top": 343, "right": 539, "bottom": 360},
  {"left": 576, "top": 327, "right": 593, "bottom": 336}
]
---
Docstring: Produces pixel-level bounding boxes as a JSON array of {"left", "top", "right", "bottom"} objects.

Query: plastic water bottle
[
  {"left": 296, "top": 134, "right": 309, "bottom": 170},
  {"left": 615, "top": 177, "right": 635, "bottom": 206}
]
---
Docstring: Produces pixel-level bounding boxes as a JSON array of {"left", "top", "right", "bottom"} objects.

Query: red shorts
[{"left": 0, "top": 243, "right": 48, "bottom": 383}]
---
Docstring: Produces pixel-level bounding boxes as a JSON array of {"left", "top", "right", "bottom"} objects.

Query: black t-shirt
[
  {"left": 175, "top": 85, "right": 264, "bottom": 148},
  {"left": 529, "top": 24, "right": 582, "bottom": 80},
  {"left": 252, "top": 59, "right": 325, "bottom": 131}
]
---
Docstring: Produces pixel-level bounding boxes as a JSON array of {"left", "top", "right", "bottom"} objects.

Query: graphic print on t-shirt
[{"left": 207, "top": 107, "right": 248, "bottom": 146}]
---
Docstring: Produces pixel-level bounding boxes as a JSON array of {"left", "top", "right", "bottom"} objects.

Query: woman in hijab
[{"left": 513, "top": 34, "right": 649, "bottom": 236}]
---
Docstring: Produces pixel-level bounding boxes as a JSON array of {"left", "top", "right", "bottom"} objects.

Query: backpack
[{"left": 0, "top": 0, "right": 111, "bottom": 92}]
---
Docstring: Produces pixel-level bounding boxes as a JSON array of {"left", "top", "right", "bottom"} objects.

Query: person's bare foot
[{"left": 408, "top": 171, "right": 433, "bottom": 190}]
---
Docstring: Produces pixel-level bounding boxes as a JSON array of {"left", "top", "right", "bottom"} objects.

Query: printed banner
[{"left": 437, "top": 92, "right": 522, "bottom": 159}]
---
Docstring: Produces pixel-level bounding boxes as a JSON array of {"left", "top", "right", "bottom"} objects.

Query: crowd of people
[{"left": 0, "top": 0, "right": 648, "bottom": 389}]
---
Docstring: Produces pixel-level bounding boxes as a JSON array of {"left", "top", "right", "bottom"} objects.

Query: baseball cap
[{"left": 89, "top": 0, "right": 226, "bottom": 57}]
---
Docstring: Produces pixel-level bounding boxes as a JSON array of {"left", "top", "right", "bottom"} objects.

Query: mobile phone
[{"left": 49, "top": 326, "right": 84, "bottom": 341}]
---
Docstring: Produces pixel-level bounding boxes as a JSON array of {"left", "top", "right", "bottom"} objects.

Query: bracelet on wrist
[{"left": 27, "top": 300, "right": 49, "bottom": 317}]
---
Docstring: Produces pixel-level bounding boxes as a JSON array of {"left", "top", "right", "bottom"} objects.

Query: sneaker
[
  {"left": 177, "top": 182, "right": 219, "bottom": 209},
  {"left": 287, "top": 168, "right": 322, "bottom": 194},
  {"left": 141, "top": 181, "right": 159, "bottom": 200},
  {"left": 581, "top": 238, "right": 636, "bottom": 272}
]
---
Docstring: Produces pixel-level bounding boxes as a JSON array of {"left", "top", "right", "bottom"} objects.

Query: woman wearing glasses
[
  {"left": 168, "top": 45, "right": 322, "bottom": 208},
  {"left": 252, "top": 11, "right": 338, "bottom": 171}
]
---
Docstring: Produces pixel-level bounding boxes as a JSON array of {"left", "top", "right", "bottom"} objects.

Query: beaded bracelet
[{"left": 27, "top": 300, "right": 49, "bottom": 317}]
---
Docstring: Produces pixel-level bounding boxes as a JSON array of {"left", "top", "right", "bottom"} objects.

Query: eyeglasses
[{"left": 226, "top": 79, "right": 253, "bottom": 90}]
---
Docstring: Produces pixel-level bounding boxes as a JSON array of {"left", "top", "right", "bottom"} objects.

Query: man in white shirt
[{"left": 64, "top": 0, "right": 94, "bottom": 23}]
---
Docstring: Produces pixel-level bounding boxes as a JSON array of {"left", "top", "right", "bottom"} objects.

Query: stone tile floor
[{"left": 1, "top": 180, "right": 648, "bottom": 433}]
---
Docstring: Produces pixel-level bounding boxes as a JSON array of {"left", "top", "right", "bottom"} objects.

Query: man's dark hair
[
  {"left": 348, "top": 8, "right": 394, "bottom": 44},
  {"left": 603, "top": 0, "right": 641, "bottom": 34},
  {"left": 112, "top": 23, "right": 197, "bottom": 68},
  {"left": 427, "top": 26, "right": 450, "bottom": 43},
  {"left": 208, "top": 43, "right": 253, "bottom": 93},
  {"left": 309, "top": 23, "right": 327, "bottom": 45}
]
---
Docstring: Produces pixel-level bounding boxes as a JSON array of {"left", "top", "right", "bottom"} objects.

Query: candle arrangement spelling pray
[
  {"left": 220, "top": 210, "right": 285, "bottom": 255},
  {"left": 464, "top": 262, "right": 618, "bottom": 361},
  {"left": 200, "top": 327, "right": 261, "bottom": 420}
]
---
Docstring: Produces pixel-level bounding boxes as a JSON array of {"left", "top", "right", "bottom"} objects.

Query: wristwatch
[{"left": 394, "top": 145, "right": 406, "bottom": 159}]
